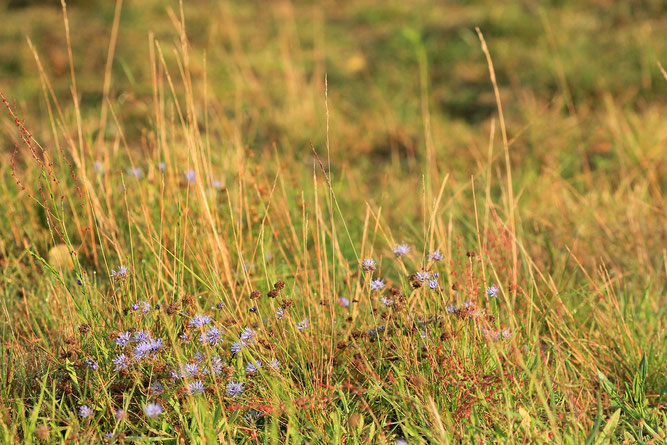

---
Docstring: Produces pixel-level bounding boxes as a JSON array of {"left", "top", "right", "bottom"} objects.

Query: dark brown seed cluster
[
  {"left": 78, "top": 324, "right": 91, "bottom": 335},
  {"left": 267, "top": 289, "right": 279, "bottom": 299},
  {"left": 281, "top": 299, "right": 293, "bottom": 310},
  {"left": 250, "top": 290, "right": 262, "bottom": 299},
  {"left": 274, "top": 280, "right": 285, "bottom": 290},
  {"left": 167, "top": 302, "right": 179, "bottom": 315}
]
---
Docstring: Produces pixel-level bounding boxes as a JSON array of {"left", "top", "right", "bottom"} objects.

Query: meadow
[{"left": 0, "top": 0, "right": 666, "bottom": 443}]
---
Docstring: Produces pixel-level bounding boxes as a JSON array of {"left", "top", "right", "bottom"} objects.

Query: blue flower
[
  {"left": 246, "top": 360, "right": 263, "bottom": 373},
  {"left": 226, "top": 381, "right": 244, "bottom": 397},
  {"left": 84, "top": 358, "right": 98, "bottom": 371},
  {"left": 269, "top": 359, "right": 281, "bottom": 370},
  {"left": 415, "top": 271, "right": 430, "bottom": 282},
  {"left": 128, "top": 167, "right": 142, "bottom": 179},
  {"left": 115, "top": 331, "right": 132, "bottom": 346},
  {"left": 200, "top": 326, "right": 223, "bottom": 346},
  {"left": 184, "top": 170, "right": 196, "bottom": 184},
  {"left": 361, "top": 258, "right": 377, "bottom": 272},
  {"left": 446, "top": 304, "right": 458, "bottom": 314},
  {"left": 487, "top": 285, "right": 499, "bottom": 298},
  {"left": 189, "top": 314, "right": 213, "bottom": 328},
  {"left": 134, "top": 338, "right": 162, "bottom": 360},
  {"left": 380, "top": 296, "right": 394, "bottom": 307},
  {"left": 182, "top": 362, "right": 200, "bottom": 378},
  {"left": 338, "top": 297, "right": 350, "bottom": 308},
  {"left": 231, "top": 341, "right": 243, "bottom": 354},
  {"left": 392, "top": 244, "right": 411, "bottom": 257},
  {"left": 207, "top": 356, "right": 224, "bottom": 375},
  {"left": 134, "top": 331, "right": 150, "bottom": 342},
  {"left": 193, "top": 351, "right": 205, "bottom": 362},
  {"left": 110, "top": 265, "right": 129, "bottom": 281},
  {"left": 297, "top": 318, "right": 309, "bottom": 331},
  {"left": 158, "top": 162, "right": 166, "bottom": 171},
  {"left": 428, "top": 279, "right": 438, "bottom": 290},
  {"left": 239, "top": 327, "right": 256, "bottom": 345},
  {"left": 150, "top": 381, "right": 165, "bottom": 394},
  {"left": 243, "top": 409, "right": 263, "bottom": 422},
  {"left": 211, "top": 179, "right": 223, "bottom": 190},
  {"left": 114, "top": 409, "right": 125, "bottom": 420},
  {"left": 429, "top": 250, "right": 444, "bottom": 261},
  {"left": 145, "top": 403, "right": 163, "bottom": 417},
  {"left": 249, "top": 305, "right": 257, "bottom": 313},
  {"left": 370, "top": 279, "right": 385, "bottom": 291},
  {"left": 78, "top": 405, "right": 93, "bottom": 418},
  {"left": 188, "top": 380, "right": 206, "bottom": 395},
  {"left": 276, "top": 307, "right": 285, "bottom": 319},
  {"left": 216, "top": 302, "right": 225, "bottom": 310},
  {"left": 112, "top": 353, "right": 129, "bottom": 371}
]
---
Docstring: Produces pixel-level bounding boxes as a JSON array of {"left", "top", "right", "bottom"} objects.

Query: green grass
[{"left": 0, "top": 0, "right": 665, "bottom": 443}]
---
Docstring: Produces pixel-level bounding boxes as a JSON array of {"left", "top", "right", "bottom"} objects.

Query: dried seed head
[
  {"left": 182, "top": 295, "right": 195, "bottom": 307},
  {"left": 274, "top": 280, "right": 285, "bottom": 290},
  {"left": 166, "top": 303, "right": 179, "bottom": 315},
  {"left": 35, "top": 424, "right": 49, "bottom": 441},
  {"left": 281, "top": 299, "right": 293, "bottom": 310},
  {"left": 466, "top": 250, "right": 476, "bottom": 258},
  {"left": 78, "top": 324, "right": 91, "bottom": 335},
  {"left": 250, "top": 290, "right": 262, "bottom": 300},
  {"left": 267, "top": 289, "right": 279, "bottom": 299}
]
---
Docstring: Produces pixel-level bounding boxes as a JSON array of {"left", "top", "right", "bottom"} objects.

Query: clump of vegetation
[{"left": 0, "top": 0, "right": 665, "bottom": 443}]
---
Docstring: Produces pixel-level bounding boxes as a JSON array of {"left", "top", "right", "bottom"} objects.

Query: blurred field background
[{"left": 0, "top": 0, "right": 666, "bottom": 443}]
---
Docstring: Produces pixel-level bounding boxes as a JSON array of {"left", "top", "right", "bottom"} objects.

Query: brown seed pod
[
  {"left": 267, "top": 289, "right": 279, "bottom": 299},
  {"left": 78, "top": 324, "right": 91, "bottom": 335},
  {"left": 250, "top": 290, "right": 262, "bottom": 299},
  {"left": 274, "top": 280, "right": 285, "bottom": 290}
]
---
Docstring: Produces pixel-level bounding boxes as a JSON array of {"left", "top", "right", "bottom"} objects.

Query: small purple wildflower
[
  {"left": 115, "top": 331, "right": 132, "bottom": 346},
  {"left": 239, "top": 327, "right": 256, "bottom": 345},
  {"left": 370, "top": 279, "right": 385, "bottom": 291},
  {"left": 128, "top": 167, "right": 142, "bottom": 179},
  {"left": 211, "top": 179, "right": 223, "bottom": 190},
  {"left": 184, "top": 170, "right": 196, "bottom": 184},
  {"left": 134, "top": 331, "right": 150, "bottom": 342},
  {"left": 216, "top": 302, "right": 225, "bottom": 310},
  {"left": 157, "top": 162, "right": 166, "bottom": 171},
  {"left": 182, "top": 362, "right": 200, "bottom": 378},
  {"left": 231, "top": 341, "right": 243, "bottom": 354},
  {"left": 114, "top": 409, "right": 125, "bottom": 420},
  {"left": 338, "top": 297, "right": 350, "bottom": 308},
  {"left": 361, "top": 258, "right": 377, "bottom": 272},
  {"left": 487, "top": 285, "right": 500, "bottom": 298},
  {"left": 392, "top": 244, "right": 410, "bottom": 257},
  {"left": 428, "top": 279, "right": 438, "bottom": 290},
  {"left": 276, "top": 307, "right": 285, "bottom": 320},
  {"left": 446, "top": 304, "right": 458, "bottom": 314},
  {"left": 188, "top": 380, "right": 206, "bottom": 395},
  {"left": 78, "top": 405, "right": 93, "bottom": 418},
  {"left": 226, "top": 381, "right": 244, "bottom": 397},
  {"left": 249, "top": 305, "right": 257, "bottom": 313},
  {"left": 200, "top": 326, "right": 223, "bottom": 346},
  {"left": 150, "top": 381, "right": 165, "bottom": 394},
  {"left": 415, "top": 271, "right": 430, "bottom": 282},
  {"left": 180, "top": 333, "right": 192, "bottom": 343},
  {"left": 269, "top": 359, "right": 280, "bottom": 370},
  {"left": 208, "top": 356, "right": 224, "bottom": 375},
  {"left": 189, "top": 314, "right": 213, "bottom": 328},
  {"left": 145, "top": 403, "right": 163, "bottom": 418},
  {"left": 429, "top": 250, "right": 444, "bottom": 261},
  {"left": 112, "top": 353, "right": 129, "bottom": 371},
  {"left": 297, "top": 318, "right": 309, "bottom": 331},
  {"left": 246, "top": 360, "right": 263, "bottom": 373},
  {"left": 110, "top": 265, "right": 129, "bottom": 281},
  {"left": 380, "top": 296, "right": 394, "bottom": 307},
  {"left": 84, "top": 358, "right": 98, "bottom": 371}
]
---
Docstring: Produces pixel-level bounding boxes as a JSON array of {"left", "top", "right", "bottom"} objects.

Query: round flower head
[
  {"left": 249, "top": 305, "right": 257, "bottom": 313},
  {"left": 157, "top": 161, "right": 167, "bottom": 171},
  {"left": 338, "top": 297, "right": 350, "bottom": 308},
  {"left": 200, "top": 326, "right": 223, "bottom": 346},
  {"left": 189, "top": 314, "right": 213, "bottom": 328},
  {"left": 370, "top": 279, "right": 385, "bottom": 291},
  {"left": 226, "top": 380, "right": 244, "bottom": 397},
  {"left": 231, "top": 341, "right": 243, "bottom": 354},
  {"left": 145, "top": 403, "right": 163, "bottom": 418},
  {"left": 246, "top": 360, "right": 263, "bottom": 373},
  {"left": 78, "top": 405, "right": 93, "bottom": 418},
  {"left": 297, "top": 318, "right": 309, "bottom": 331},
  {"left": 380, "top": 296, "right": 394, "bottom": 307},
  {"left": 276, "top": 307, "right": 285, "bottom": 319},
  {"left": 182, "top": 362, "right": 200, "bottom": 378},
  {"left": 415, "top": 271, "right": 430, "bottom": 282},
  {"left": 110, "top": 265, "right": 129, "bottom": 281},
  {"left": 429, "top": 250, "right": 444, "bottom": 261},
  {"left": 392, "top": 244, "right": 410, "bottom": 257},
  {"left": 128, "top": 167, "right": 142, "bottom": 179},
  {"left": 239, "top": 327, "right": 256, "bottom": 345},
  {"left": 112, "top": 353, "right": 129, "bottom": 371},
  {"left": 486, "top": 285, "right": 499, "bottom": 298},
  {"left": 446, "top": 304, "right": 458, "bottom": 314},
  {"left": 216, "top": 301, "right": 225, "bottom": 310},
  {"left": 188, "top": 380, "right": 206, "bottom": 395},
  {"left": 428, "top": 279, "right": 438, "bottom": 290},
  {"left": 150, "top": 381, "right": 165, "bottom": 394},
  {"left": 269, "top": 359, "right": 281, "bottom": 370},
  {"left": 184, "top": 170, "right": 196, "bottom": 184},
  {"left": 361, "top": 258, "right": 377, "bottom": 272}
]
